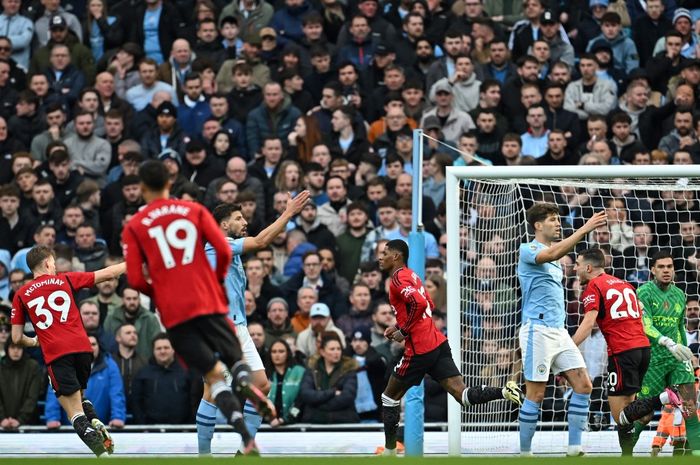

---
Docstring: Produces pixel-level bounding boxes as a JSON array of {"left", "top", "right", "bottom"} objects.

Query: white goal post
[{"left": 445, "top": 164, "right": 700, "bottom": 456}]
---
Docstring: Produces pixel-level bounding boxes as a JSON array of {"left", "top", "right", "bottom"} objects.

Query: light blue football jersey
[
  {"left": 517, "top": 240, "right": 565, "bottom": 328},
  {"left": 205, "top": 237, "right": 247, "bottom": 325}
]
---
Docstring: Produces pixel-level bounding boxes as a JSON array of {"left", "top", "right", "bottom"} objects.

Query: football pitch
[{"left": 0, "top": 457, "right": 697, "bottom": 464}]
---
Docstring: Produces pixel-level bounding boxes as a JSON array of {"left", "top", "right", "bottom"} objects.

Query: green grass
[{"left": 0, "top": 457, "right": 698, "bottom": 464}]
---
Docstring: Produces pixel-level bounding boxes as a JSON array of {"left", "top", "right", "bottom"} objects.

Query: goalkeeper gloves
[{"left": 659, "top": 336, "right": 694, "bottom": 362}]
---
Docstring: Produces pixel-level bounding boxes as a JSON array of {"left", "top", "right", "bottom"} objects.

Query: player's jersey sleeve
[
  {"left": 232, "top": 238, "right": 244, "bottom": 256},
  {"left": 63, "top": 272, "right": 96, "bottom": 291},
  {"left": 580, "top": 281, "right": 601, "bottom": 314},
  {"left": 519, "top": 242, "right": 541, "bottom": 265},
  {"left": 123, "top": 222, "right": 152, "bottom": 295},
  {"left": 11, "top": 291, "right": 25, "bottom": 325}
]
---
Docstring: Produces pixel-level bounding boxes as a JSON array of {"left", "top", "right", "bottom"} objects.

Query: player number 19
[
  {"left": 148, "top": 219, "right": 197, "bottom": 269},
  {"left": 28, "top": 290, "right": 71, "bottom": 330}
]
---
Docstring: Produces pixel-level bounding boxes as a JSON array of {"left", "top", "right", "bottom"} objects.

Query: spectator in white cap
[
  {"left": 420, "top": 79, "right": 474, "bottom": 144},
  {"left": 652, "top": 8, "right": 700, "bottom": 59},
  {"left": 296, "top": 302, "right": 345, "bottom": 357}
]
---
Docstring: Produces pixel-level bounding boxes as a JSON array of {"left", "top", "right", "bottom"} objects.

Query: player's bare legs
[
  {"left": 439, "top": 376, "right": 523, "bottom": 407},
  {"left": 57, "top": 390, "right": 108, "bottom": 456}
]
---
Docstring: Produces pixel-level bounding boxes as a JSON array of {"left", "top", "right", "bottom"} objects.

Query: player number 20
[
  {"left": 606, "top": 288, "right": 640, "bottom": 319},
  {"left": 148, "top": 219, "right": 197, "bottom": 269},
  {"left": 28, "top": 290, "right": 71, "bottom": 330}
]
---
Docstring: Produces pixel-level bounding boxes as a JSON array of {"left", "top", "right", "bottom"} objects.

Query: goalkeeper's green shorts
[{"left": 638, "top": 358, "right": 695, "bottom": 398}]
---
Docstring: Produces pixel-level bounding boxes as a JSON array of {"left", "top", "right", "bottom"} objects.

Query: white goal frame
[{"left": 445, "top": 164, "right": 700, "bottom": 456}]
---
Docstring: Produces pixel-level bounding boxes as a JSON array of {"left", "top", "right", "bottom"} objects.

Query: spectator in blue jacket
[
  {"left": 45, "top": 335, "right": 126, "bottom": 428},
  {"left": 337, "top": 15, "right": 376, "bottom": 71},
  {"left": 271, "top": 0, "right": 315, "bottom": 46},
  {"left": 586, "top": 12, "right": 639, "bottom": 76},
  {"left": 0, "top": 0, "right": 33, "bottom": 71},
  {"left": 131, "top": 333, "right": 192, "bottom": 424},
  {"left": 246, "top": 81, "right": 301, "bottom": 155},
  {"left": 177, "top": 72, "right": 211, "bottom": 137}
]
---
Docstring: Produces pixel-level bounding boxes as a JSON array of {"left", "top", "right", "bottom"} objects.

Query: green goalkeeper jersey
[{"left": 636, "top": 280, "right": 688, "bottom": 363}]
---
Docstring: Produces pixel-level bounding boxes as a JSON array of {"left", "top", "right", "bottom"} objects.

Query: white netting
[{"left": 448, "top": 171, "right": 700, "bottom": 455}]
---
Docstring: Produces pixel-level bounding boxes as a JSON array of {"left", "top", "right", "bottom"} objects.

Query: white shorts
[
  {"left": 236, "top": 324, "right": 265, "bottom": 372},
  {"left": 519, "top": 322, "right": 585, "bottom": 382}
]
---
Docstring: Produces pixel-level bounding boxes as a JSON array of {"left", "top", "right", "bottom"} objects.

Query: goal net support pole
[
  {"left": 445, "top": 164, "right": 700, "bottom": 456},
  {"left": 404, "top": 129, "right": 426, "bottom": 456}
]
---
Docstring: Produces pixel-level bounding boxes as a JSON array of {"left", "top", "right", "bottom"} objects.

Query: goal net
[{"left": 444, "top": 165, "right": 700, "bottom": 456}]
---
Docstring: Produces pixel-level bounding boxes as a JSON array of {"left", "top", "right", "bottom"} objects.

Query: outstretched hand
[
  {"left": 582, "top": 211, "right": 607, "bottom": 234},
  {"left": 284, "top": 190, "right": 311, "bottom": 216}
]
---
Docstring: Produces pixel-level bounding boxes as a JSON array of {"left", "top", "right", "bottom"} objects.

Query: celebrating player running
[{"left": 378, "top": 239, "right": 523, "bottom": 456}]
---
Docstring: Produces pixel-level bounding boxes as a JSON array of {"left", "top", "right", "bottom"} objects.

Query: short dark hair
[
  {"left": 650, "top": 249, "right": 674, "bottom": 267},
  {"left": 578, "top": 248, "right": 605, "bottom": 268},
  {"left": 526, "top": 203, "right": 559, "bottom": 228},
  {"left": 138, "top": 160, "right": 170, "bottom": 191},
  {"left": 386, "top": 239, "right": 409, "bottom": 263},
  {"left": 151, "top": 332, "right": 171, "bottom": 349},
  {"left": 212, "top": 202, "right": 242, "bottom": 224},
  {"left": 26, "top": 245, "right": 55, "bottom": 272}
]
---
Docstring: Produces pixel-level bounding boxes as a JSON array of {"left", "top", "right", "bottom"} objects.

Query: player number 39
[
  {"left": 148, "top": 219, "right": 198, "bottom": 269},
  {"left": 28, "top": 290, "right": 72, "bottom": 330}
]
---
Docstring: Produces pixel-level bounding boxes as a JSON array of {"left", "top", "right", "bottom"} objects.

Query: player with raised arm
[
  {"left": 11, "top": 246, "right": 126, "bottom": 456},
  {"left": 631, "top": 250, "right": 700, "bottom": 454},
  {"left": 122, "top": 160, "right": 275, "bottom": 455},
  {"left": 196, "top": 193, "right": 310, "bottom": 455},
  {"left": 571, "top": 248, "right": 683, "bottom": 455},
  {"left": 378, "top": 239, "right": 523, "bottom": 456},
  {"left": 517, "top": 203, "right": 607, "bottom": 456}
]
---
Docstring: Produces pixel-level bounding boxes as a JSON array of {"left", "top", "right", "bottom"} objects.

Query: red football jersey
[
  {"left": 11, "top": 272, "right": 95, "bottom": 364},
  {"left": 389, "top": 267, "right": 446, "bottom": 356},
  {"left": 581, "top": 273, "right": 650, "bottom": 356},
  {"left": 122, "top": 198, "right": 232, "bottom": 329}
]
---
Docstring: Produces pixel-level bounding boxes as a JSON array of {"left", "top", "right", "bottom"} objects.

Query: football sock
[
  {"left": 382, "top": 394, "right": 401, "bottom": 450},
  {"left": 519, "top": 398, "right": 540, "bottom": 453},
  {"left": 685, "top": 415, "right": 700, "bottom": 451},
  {"left": 196, "top": 399, "right": 217, "bottom": 455},
  {"left": 631, "top": 420, "right": 645, "bottom": 448},
  {"left": 81, "top": 400, "right": 98, "bottom": 422},
  {"left": 463, "top": 385, "right": 504, "bottom": 406},
  {"left": 619, "top": 397, "right": 661, "bottom": 425},
  {"left": 617, "top": 424, "right": 635, "bottom": 455},
  {"left": 211, "top": 381, "right": 252, "bottom": 446},
  {"left": 568, "top": 392, "right": 590, "bottom": 447},
  {"left": 243, "top": 400, "right": 263, "bottom": 439}
]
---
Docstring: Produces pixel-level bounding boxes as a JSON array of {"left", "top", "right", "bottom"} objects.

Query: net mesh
[{"left": 454, "top": 175, "right": 700, "bottom": 454}]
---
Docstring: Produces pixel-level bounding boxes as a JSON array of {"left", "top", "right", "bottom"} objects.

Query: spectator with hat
[
  {"left": 157, "top": 148, "right": 188, "bottom": 196},
  {"left": 296, "top": 302, "right": 346, "bottom": 357},
  {"left": 652, "top": 7, "right": 699, "bottom": 59},
  {"left": 264, "top": 297, "right": 297, "bottom": 347},
  {"left": 574, "top": 0, "right": 607, "bottom": 54},
  {"left": 140, "top": 100, "right": 187, "bottom": 158},
  {"left": 536, "top": 10, "right": 575, "bottom": 68},
  {"left": 34, "top": 2, "right": 82, "bottom": 47},
  {"left": 420, "top": 79, "right": 475, "bottom": 144},
  {"left": 586, "top": 12, "right": 639, "bottom": 76},
  {"left": 346, "top": 324, "right": 386, "bottom": 422},
  {"left": 181, "top": 139, "right": 224, "bottom": 190},
  {"left": 31, "top": 14, "right": 95, "bottom": 84}
]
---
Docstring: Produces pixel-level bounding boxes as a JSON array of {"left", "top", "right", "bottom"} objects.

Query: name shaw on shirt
[{"left": 141, "top": 204, "right": 191, "bottom": 227}]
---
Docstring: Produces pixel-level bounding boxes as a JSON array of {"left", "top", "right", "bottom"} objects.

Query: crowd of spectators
[{"left": 1, "top": 0, "right": 700, "bottom": 430}]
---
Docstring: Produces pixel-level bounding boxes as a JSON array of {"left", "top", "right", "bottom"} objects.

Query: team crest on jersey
[{"left": 401, "top": 286, "right": 416, "bottom": 298}]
